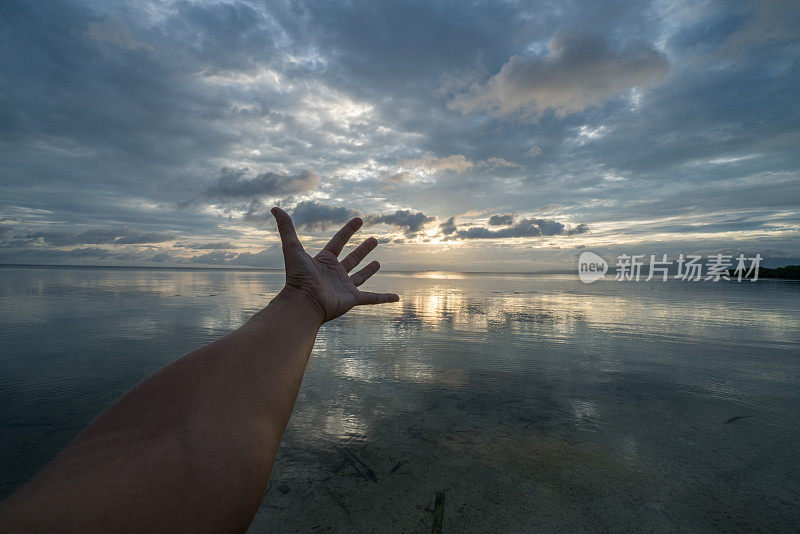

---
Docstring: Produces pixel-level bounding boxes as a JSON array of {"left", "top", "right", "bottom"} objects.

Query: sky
[{"left": 1, "top": 0, "right": 799, "bottom": 271}]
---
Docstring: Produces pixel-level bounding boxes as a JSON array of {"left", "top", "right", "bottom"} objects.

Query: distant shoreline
[
  {"left": 758, "top": 265, "right": 800, "bottom": 280},
  {"left": 2, "top": 263, "right": 799, "bottom": 279},
  {"left": 0, "top": 263, "right": 575, "bottom": 276},
  {"left": 0, "top": 263, "right": 284, "bottom": 273}
]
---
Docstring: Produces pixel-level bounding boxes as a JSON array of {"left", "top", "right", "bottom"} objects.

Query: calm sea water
[{"left": 1, "top": 266, "right": 799, "bottom": 531}]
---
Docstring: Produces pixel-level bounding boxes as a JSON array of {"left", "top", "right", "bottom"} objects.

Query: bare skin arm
[{"left": 0, "top": 207, "right": 398, "bottom": 533}]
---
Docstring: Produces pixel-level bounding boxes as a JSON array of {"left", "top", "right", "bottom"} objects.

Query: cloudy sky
[{"left": 1, "top": 0, "right": 799, "bottom": 271}]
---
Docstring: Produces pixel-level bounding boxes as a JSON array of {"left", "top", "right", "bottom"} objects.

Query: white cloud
[
  {"left": 526, "top": 146, "right": 542, "bottom": 158},
  {"left": 399, "top": 153, "right": 474, "bottom": 173},
  {"left": 398, "top": 153, "right": 521, "bottom": 174},
  {"left": 577, "top": 124, "right": 608, "bottom": 143},
  {"left": 477, "top": 157, "right": 522, "bottom": 169},
  {"left": 449, "top": 28, "right": 669, "bottom": 118}
]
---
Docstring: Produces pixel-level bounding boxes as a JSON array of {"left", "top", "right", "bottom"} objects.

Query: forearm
[
  {"left": 1, "top": 208, "right": 397, "bottom": 533},
  {"left": 0, "top": 286, "right": 322, "bottom": 532}
]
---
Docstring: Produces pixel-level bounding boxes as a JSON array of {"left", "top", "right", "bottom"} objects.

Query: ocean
[{"left": 1, "top": 265, "right": 798, "bottom": 531}]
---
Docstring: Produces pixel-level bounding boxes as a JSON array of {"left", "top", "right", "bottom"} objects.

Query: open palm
[{"left": 271, "top": 207, "right": 399, "bottom": 322}]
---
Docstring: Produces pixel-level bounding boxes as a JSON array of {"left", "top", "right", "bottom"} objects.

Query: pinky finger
[{"left": 357, "top": 291, "right": 400, "bottom": 305}]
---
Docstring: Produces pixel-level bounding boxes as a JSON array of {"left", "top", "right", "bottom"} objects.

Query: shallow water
[{"left": 1, "top": 266, "right": 799, "bottom": 531}]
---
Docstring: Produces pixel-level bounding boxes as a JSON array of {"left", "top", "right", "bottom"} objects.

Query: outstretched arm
[{"left": 0, "top": 208, "right": 398, "bottom": 533}]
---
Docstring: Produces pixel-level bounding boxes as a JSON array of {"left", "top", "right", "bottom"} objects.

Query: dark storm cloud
[
  {"left": 440, "top": 217, "right": 457, "bottom": 236},
  {"left": 113, "top": 231, "right": 176, "bottom": 245},
  {"left": 0, "top": 245, "right": 165, "bottom": 264},
  {"left": 148, "top": 252, "right": 172, "bottom": 263},
  {"left": 188, "top": 246, "right": 282, "bottom": 268},
  {"left": 488, "top": 214, "right": 514, "bottom": 226},
  {"left": 228, "top": 247, "right": 282, "bottom": 268},
  {"left": 25, "top": 228, "right": 176, "bottom": 246},
  {"left": 450, "top": 27, "right": 669, "bottom": 118},
  {"left": 364, "top": 210, "right": 435, "bottom": 236},
  {"left": 204, "top": 168, "right": 321, "bottom": 201},
  {"left": 456, "top": 219, "right": 589, "bottom": 239},
  {"left": 288, "top": 201, "right": 362, "bottom": 230},
  {"left": 189, "top": 251, "right": 237, "bottom": 264},
  {"left": 178, "top": 242, "right": 239, "bottom": 250},
  {"left": 0, "top": 1, "right": 236, "bottom": 171},
  {"left": 294, "top": 0, "right": 522, "bottom": 91}
]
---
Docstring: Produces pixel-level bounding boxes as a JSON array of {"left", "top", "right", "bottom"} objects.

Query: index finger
[{"left": 320, "top": 217, "right": 363, "bottom": 257}]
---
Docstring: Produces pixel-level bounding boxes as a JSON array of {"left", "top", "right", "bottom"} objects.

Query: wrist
[{"left": 272, "top": 285, "right": 326, "bottom": 326}]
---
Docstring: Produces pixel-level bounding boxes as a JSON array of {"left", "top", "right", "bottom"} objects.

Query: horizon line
[{"left": 0, "top": 263, "right": 575, "bottom": 276}]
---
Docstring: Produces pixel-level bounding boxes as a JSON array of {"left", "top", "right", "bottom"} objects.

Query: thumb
[{"left": 271, "top": 207, "right": 302, "bottom": 253}]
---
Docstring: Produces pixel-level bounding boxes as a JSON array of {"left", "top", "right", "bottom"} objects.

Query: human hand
[{"left": 271, "top": 207, "right": 399, "bottom": 322}]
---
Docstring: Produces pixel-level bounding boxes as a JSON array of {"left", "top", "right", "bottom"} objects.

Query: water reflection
[{"left": 1, "top": 267, "right": 799, "bottom": 530}]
